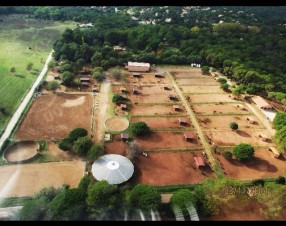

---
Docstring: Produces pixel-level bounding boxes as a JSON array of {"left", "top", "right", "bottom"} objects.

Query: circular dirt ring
[
  {"left": 3, "top": 140, "right": 39, "bottom": 163},
  {"left": 104, "top": 116, "right": 129, "bottom": 132}
]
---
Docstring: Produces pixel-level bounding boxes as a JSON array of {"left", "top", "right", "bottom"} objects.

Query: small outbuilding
[
  {"left": 163, "top": 85, "right": 170, "bottom": 90},
  {"left": 133, "top": 73, "right": 141, "bottom": 78},
  {"left": 252, "top": 96, "right": 273, "bottom": 110},
  {"left": 173, "top": 105, "right": 180, "bottom": 111},
  {"left": 54, "top": 74, "right": 61, "bottom": 80},
  {"left": 92, "top": 87, "right": 99, "bottom": 92},
  {"left": 120, "top": 94, "right": 127, "bottom": 99},
  {"left": 259, "top": 134, "right": 270, "bottom": 142},
  {"left": 133, "top": 88, "right": 139, "bottom": 94},
  {"left": 179, "top": 118, "right": 187, "bottom": 125},
  {"left": 183, "top": 133, "right": 193, "bottom": 142},
  {"left": 194, "top": 156, "right": 205, "bottom": 169},
  {"left": 120, "top": 87, "right": 127, "bottom": 93},
  {"left": 155, "top": 73, "right": 163, "bottom": 78},
  {"left": 268, "top": 147, "right": 280, "bottom": 158},
  {"left": 81, "top": 82, "right": 89, "bottom": 86},
  {"left": 120, "top": 104, "right": 127, "bottom": 110},
  {"left": 169, "top": 94, "right": 177, "bottom": 100},
  {"left": 80, "top": 77, "right": 90, "bottom": 82},
  {"left": 120, "top": 133, "right": 129, "bottom": 141},
  {"left": 237, "top": 104, "right": 246, "bottom": 111},
  {"left": 247, "top": 117, "right": 256, "bottom": 124}
]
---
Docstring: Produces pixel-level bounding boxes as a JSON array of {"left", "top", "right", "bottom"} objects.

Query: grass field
[{"left": 0, "top": 14, "right": 77, "bottom": 131}]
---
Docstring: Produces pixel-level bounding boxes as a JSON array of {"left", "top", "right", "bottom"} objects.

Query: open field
[
  {"left": 205, "top": 129, "right": 273, "bottom": 146},
  {"left": 129, "top": 93, "right": 179, "bottom": 103},
  {"left": 0, "top": 161, "right": 85, "bottom": 198},
  {"left": 15, "top": 93, "right": 93, "bottom": 141},
  {"left": 215, "top": 148, "right": 286, "bottom": 180},
  {"left": 197, "top": 115, "right": 264, "bottom": 129},
  {"left": 0, "top": 14, "right": 76, "bottom": 129},
  {"left": 136, "top": 151, "right": 214, "bottom": 185},
  {"left": 131, "top": 116, "right": 193, "bottom": 129},
  {"left": 131, "top": 104, "right": 185, "bottom": 116},
  {"left": 180, "top": 85, "right": 224, "bottom": 94},
  {"left": 192, "top": 103, "right": 251, "bottom": 115},
  {"left": 176, "top": 78, "right": 218, "bottom": 85},
  {"left": 188, "top": 94, "right": 238, "bottom": 103},
  {"left": 134, "top": 131, "right": 201, "bottom": 150}
]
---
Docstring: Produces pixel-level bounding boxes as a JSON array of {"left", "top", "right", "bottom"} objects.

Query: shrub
[
  {"left": 229, "top": 122, "right": 238, "bottom": 130},
  {"left": 222, "top": 151, "right": 233, "bottom": 160},
  {"left": 233, "top": 143, "right": 254, "bottom": 161},
  {"left": 69, "top": 128, "right": 88, "bottom": 142},
  {"left": 130, "top": 121, "right": 150, "bottom": 136},
  {"left": 59, "top": 138, "right": 73, "bottom": 151},
  {"left": 275, "top": 176, "right": 285, "bottom": 185}
]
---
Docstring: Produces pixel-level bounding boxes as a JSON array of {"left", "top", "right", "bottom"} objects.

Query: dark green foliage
[
  {"left": 46, "top": 81, "right": 59, "bottom": 91},
  {"left": 170, "top": 189, "right": 197, "bottom": 216},
  {"left": 61, "top": 71, "right": 74, "bottom": 86},
  {"left": 273, "top": 113, "right": 286, "bottom": 131},
  {"left": 58, "top": 137, "right": 73, "bottom": 151},
  {"left": 87, "top": 144, "right": 104, "bottom": 161},
  {"left": 275, "top": 176, "right": 285, "bottom": 185},
  {"left": 130, "top": 121, "right": 150, "bottom": 136},
  {"left": 229, "top": 122, "right": 238, "bottom": 130},
  {"left": 251, "top": 179, "right": 265, "bottom": 186},
  {"left": 275, "top": 127, "right": 286, "bottom": 151},
  {"left": 69, "top": 128, "right": 88, "bottom": 142},
  {"left": 26, "top": 62, "right": 33, "bottom": 71},
  {"left": 73, "top": 136, "right": 92, "bottom": 156},
  {"left": 112, "top": 93, "right": 125, "bottom": 104},
  {"left": 222, "top": 151, "right": 233, "bottom": 160},
  {"left": 233, "top": 143, "right": 255, "bottom": 161},
  {"left": 86, "top": 180, "right": 118, "bottom": 209},
  {"left": 218, "top": 78, "right": 227, "bottom": 84},
  {"left": 10, "top": 67, "right": 16, "bottom": 74},
  {"left": 201, "top": 66, "right": 210, "bottom": 74},
  {"left": 220, "top": 83, "right": 229, "bottom": 91},
  {"left": 92, "top": 71, "right": 105, "bottom": 82},
  {"left": 110, "top": 68, "right": 121, "bottom": 80},
  {"left": 129, "top": 184, "right": 161, "bottom": 211}
]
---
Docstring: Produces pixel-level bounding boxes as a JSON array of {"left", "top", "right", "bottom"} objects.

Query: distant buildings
[{"left": 251, "top": 96, "right": 273, "bottom": 110}]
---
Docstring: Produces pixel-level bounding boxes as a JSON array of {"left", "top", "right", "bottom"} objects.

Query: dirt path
[
  {"left": 94, "top": 78, "right": 111, "bottom": 143},
  {"left": 245, "top": 103, "right": 276, "bottom": 137},
  {"left": 166, "top": 72, "right": 217, "bottom": 170}
]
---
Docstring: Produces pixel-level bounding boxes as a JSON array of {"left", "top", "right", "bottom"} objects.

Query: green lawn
[{"left": 0, "top": 14, "right": 77, "bottom": 131}]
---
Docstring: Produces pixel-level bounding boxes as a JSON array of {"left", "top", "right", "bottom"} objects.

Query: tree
[
  {"left": 62, "top": 71, "right": 74, "bottom": 86},
  {"left": 275, "top": 176, "right": 285, "bottom": 185},
  {"left": 218, "top": 78, "right": 227, "bottom": 84},
  {"left": 26, "top": 62, "right": 33, "bottom": 71},
  {"left": 92, "top": 71, "right": 105, "bottom": 82},
  {"left": 201, "top": 66, "right": 209, "bottom": 75},
  {"left": 93, "top": 67, "right": 104, "bottom": 74},
  {"left": 87, "top": 144, "right": 104, "bottom": 161},
  {"left": 86, "top": 180, "right": 118, "bottom": 209},
  {"left": 48, "top": 60, "right": 56, "bottom": 71},
  {"left": 128, "top": 184, "right": 161, "bottom": 211},
  {"left": 112, "top": 93, "right": 125, "bottom": 104},
  {"left": 69, "top": 128, "right": 88, "bottom": 142},
  {"left": 126, "top": 140, "right": 143, "bottom": 160},
  {"left": 130, "top": 121, "right": 150, "bottom": 136},
  {"left": 229, "top": 122, "right": 238, "bottom": 130},
  {"left": 220, "top": 83, "right": 229, "bottom": 91},
  {"left": 10, "top": 67, "right": 16, "bottom": 75},
  {"left": 58, "top": 137, "right": 73, "bottom": 151},
  {"left": 170, "top": 189, "right": 197, "bottom": 216},
  {"left": 46, "top": 81, "right": 59, "bottom": 91},
  {"left": 233, "top": 143, "right": 255, "bottom": 161},
  {"left": 110, "top": 68, "right": 121, "bottom": 80},
  {"left": 232, "top": 85, "right": 245, "bottom": 97},
  {"left": 273, "top": 112, "right": 286, "bottom": 131},
  {"left": 222, "top": 151, "right": 233, "bottom": 160},
  {"left": 73, "top": 136, "right": 92, "bottom": 156}
]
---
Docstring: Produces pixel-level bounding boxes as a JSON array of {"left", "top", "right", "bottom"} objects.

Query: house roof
[
  {"left": 179, "top": 118, "right": 186, "bottom": 123},
  {"left": 184, "top": 133, "right": 193, "bottom": 139},
  {"left": 121, "top": 133, "right": 129, "bottom": 139},
  {"left": 128, "top": 62, "right": 150, "bottom": 67},
  {"left": 120, "top": 104, "right": 127, "bottom": 108},
  {"left": 133, "top": 88, "right": 139, "bottom": 92},
  {"left": 194, "top": 156, "right": 205, "bottom": 167},
  {"left": 120, "top": 87, "right": 127, "bottom": 91},
  {"left": 80, "top": 77, "right": 90, "bottom": 81},
  {"left": 173, "top": 105, "right": 180, "bottom": 109},
  {"left": 252, "top": 96, "right": 272, "bottom": 108}
]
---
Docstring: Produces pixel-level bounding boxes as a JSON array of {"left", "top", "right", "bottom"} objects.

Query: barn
[
  {"left": 251, "top": 96, "right": 273, "bottom": 110},
  {"left": 126, "top": 62, "right": 150, "bottom": 72},
  {"left": 183, "top": 133, "right": 193, "bottom": 142},
  {"left": 194, "top": 156, "right": 205, "bottom": 169},
  {"left": 120, "top": 104, "right": 127, "bottom": 110},
  {"left": 268, "top": 147, "right": 280, "bottom": 158},
  {"left": 120, "top": 133, "right": 129, "bottom": 141},
  {"left": 173, "top": 105, "right": 180, "bottom": 111},
  {"left": 179, "top": 118, "right": 187, "bottom": 125}
]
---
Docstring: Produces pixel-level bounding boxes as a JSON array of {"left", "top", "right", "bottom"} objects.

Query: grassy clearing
[{"left": 0, "top": 14, "right": 76, "bottom": 130}]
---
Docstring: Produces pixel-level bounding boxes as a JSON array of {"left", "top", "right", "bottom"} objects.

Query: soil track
[
  {"left": 15, "top": 93, "right": 92, "bottom": 141},
  {"left": 192, "top": 103, "right": 250, "bottom": 115}
]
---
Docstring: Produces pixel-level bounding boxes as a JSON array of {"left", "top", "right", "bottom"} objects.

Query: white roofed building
[{"left": 126, "top": 61, "right": 150, "bottom": 72}]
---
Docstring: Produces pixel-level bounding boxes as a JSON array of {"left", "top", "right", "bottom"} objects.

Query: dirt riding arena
[
  {"left": 104, "top": 134, "right": 127, "bottom": 156},
  {"left": 127, "top": 85, "right": 175, "bottom": 95},
  {"left": 155, "top": 66, "right": 201, "bottom": 73},
  {"left": 176, "top": 78, "right": 218, "bottom": 85},
  {"left": 205, "top": 130, "right": 273, "bottom": 146},
  {"left": 104, "top": 116, "right": 129, "bottom": 132},
  {"left": 131, "top": 104, "right": 185, "bottom": 116},
  {"left": 129, "top": 93, "right": 179, "bottom": 103},
  {"left": 131, "top": 116, "right": 193, "bottom": 129},
  {"left": 215, "top": 148, "right": 286, "bottom": 180},
  {"left": 15, "top": 93, "right": 93, "bottom": 141},
  {"left": 188, "top": 94, "right": 238, "bottom": 103},
  {"left": 192, "top": 103, "right": 251, "bottom": 115},
  {"left": 136, "top": 151, "right": 214, "bottom": 185},
  {"left": 197, "top": 115, "right": 264, "bottom": 129},
  {"left": 0, "top": 161, "right": 85, "bottom": 198},
  {"left": 134, "top": 131, "right": 200, "bottom": 150},
  {"left": 4, "top": 141, "right": 39, "bottom": 163},
  {"left": 180, "top": 85, "right": 224, "bottom": 94},
  {"left": 126, "top": 73, "right": 172, "bottom": 85}
]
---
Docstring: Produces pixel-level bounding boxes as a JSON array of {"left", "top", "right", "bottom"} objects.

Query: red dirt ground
[
  {"left": 131, "top": 104, "right": 186, "bottom": 116},
  {"left": 131, "top": 116, "right": 193, "bottom": 129},
  {"left": 0, "top": 161, "right": 85, "bottom": 198},
  {"left": 127, "top": 85, "right": 175, "bottom": 95},
  {"left": 205, "top": 130, "right": 274, "bottom": 146},
  {"left": 214, "top": 148, "right": 286, "bottom": 180},
  {"left": 136, "top": 151, "right": 215, "bottom": 185},
  {"left": 134, "top": 131, "right": 201, "bottom": 150},
  {"left": 176, "top": 78, "right": 218, "bottom": 85},
  {"left": 180, "top": 85, "right": 224, "bottom": 94},
  {"left": 197, "top": 115, "right": 264, "bottom": 129},
  {"left": 129, "top": 93, "right": 179, "bottom": 103},
  {"left": 188, "top": 94, "right": 238, "bottom": 103},
  {"left": 104, "top": 134, "right": 127, "bottom": 156},
  {"left": 192, "top": 103, "right": 250, "bottom": 115},
  {"left": 15, "top": 93, "right": 93, "bottom": 141},
  {"left": 126, "top": 73, "right": 172, "bottom": 85}
]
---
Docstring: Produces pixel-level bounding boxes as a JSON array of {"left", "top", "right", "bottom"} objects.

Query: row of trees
[
  {"left": 273, "top": 113, "right": 286, "bottom": 152},
  {"left": 222, "top": 143, "right": 255, "bottom": 161}
]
